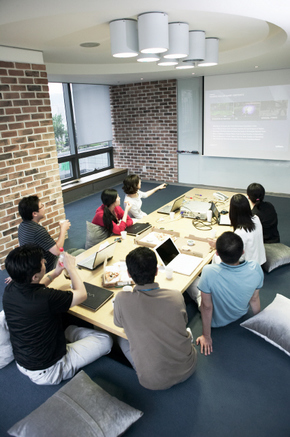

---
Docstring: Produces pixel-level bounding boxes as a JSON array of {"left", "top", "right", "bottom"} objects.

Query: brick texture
[
  {"left": 0, "top": 61, "right": 66, "bottom": 269},
  {"left": 110, "top": 80, "right": 178, "bottom": 183}
]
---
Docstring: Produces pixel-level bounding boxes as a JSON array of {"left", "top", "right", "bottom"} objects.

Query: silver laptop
[
  {"left": 77, "top": 241, "right": 117, "bottom": 271},
  {"left": 211, "top": 202, "right": 231, "bottom": 226},
  {"left": 157, "top": 195, "right": 185, "bottom": 214},
  {"left": 154, "top": 237, "right": 203, "bottom": 276}
]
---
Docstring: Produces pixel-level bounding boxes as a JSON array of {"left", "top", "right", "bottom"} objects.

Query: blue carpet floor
[{"left": 1, "top": 184, "right": 290, "bottom": 437}]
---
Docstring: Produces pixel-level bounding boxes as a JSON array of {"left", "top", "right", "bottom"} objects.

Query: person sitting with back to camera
[
  {"left": 3, "top": 244, "right": 113, "bottom": 385},
  {"left": 247, "top": 182, "right": 280, "bottom": 244},
  {"left": 114, "top": 246, "right": 197, "bottom": 390},
  {"left": 192, "top": 232, "right": 264, "bottom": 356},
  {"left": 122, "top": 174, "right": 167, "bottom": 219},
  {"left": 92, "top": 188, "right": 133, "bottom": 235},
  {"left": 211, "top": 194, "right": 266, "bottom": 266}
]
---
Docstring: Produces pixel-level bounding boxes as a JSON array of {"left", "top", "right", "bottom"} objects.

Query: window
[{"left": 49, "top": 83, "right": 113, "bottom": 183}]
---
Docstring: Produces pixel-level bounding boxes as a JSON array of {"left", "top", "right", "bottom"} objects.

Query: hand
[
  {"left": 158, "top": 183, "right": 167, "bottom": 190},
  {"left": 207, "top": 238, "right": 216, "bottom": 250},
  {"left": 62, "top": 252, "right": 76, "bottom": 274},
  {"left": 54, "top": 259, "right": 65, "bottom": 276},
  {"left": 5, "top": 277, "right": 12, "bottom": 284},
  {"left": 59, "top": 219, "right": 71, "bottom": 232},
  {"left": 124, "top": 200, "right": 132, "bottom": 210},
  {"left": 196, "top": 335, "right": 213, "bottom": 355}
]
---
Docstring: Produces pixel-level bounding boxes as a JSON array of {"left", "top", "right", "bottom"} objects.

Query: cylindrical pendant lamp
[
  {"left": 164, "top": 22, "right": 189, "bottom": 59},
  {"left": 109, "top": 19, "right": 138, "bottom": 58},
  {"left": 175, "top": 61, "right": 195, "bottom": 69},
  {"left": 137, "top": 53, "right": 160, "bottom": 63},
  {"left": 198, "top": 37, "right": 219, "bottom": 66},
  {"left": 186, "top": 30, "right": 205, "bottom": 61},
  {"left": 138, "top": 12, "right": 168, "bottom": 54},
  {"left": 158, "top": 57, "right": 178, "bottom": 66}
]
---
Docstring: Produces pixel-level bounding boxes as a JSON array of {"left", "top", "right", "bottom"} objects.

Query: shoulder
[
  {"left": 252, "top": 215, "right": 262, "bottom": 227},
  {"left": 115, "top": 205, "right": 124, "bottom": 214}
]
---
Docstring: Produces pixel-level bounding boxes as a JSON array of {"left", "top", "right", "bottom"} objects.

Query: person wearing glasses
[{"left": 18, "top": 195, "right": 71, "bottom": 272}]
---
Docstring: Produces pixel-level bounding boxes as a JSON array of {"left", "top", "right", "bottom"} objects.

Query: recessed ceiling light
[{"left": 80, "top": 42, "right": 100, "bottom": 48}]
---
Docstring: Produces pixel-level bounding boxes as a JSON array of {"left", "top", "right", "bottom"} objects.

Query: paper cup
[
  {"left": 165, "top": 266, "right": 173, "bottom": 279},
  {"left": 121, "top": 231, "right": 127, "bottom": 240}
]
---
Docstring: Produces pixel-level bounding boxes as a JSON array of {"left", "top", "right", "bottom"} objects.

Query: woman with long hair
[
  {"left": 122, "top": 174, "right": 167, "bottom": 219},
  {"left": 247, "top": 183, "right": 280, "bottom": 243},
  {"left": 229, "top": 193, "right": 266, "bottom": 265},
  {"left": 92, "top": 189, "right": 133, "bottom": 235}
]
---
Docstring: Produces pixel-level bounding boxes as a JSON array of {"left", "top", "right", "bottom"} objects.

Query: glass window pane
[
  {"left": 78, "top": 141, "right": 110, "bottom": 153},
  {"left": 79, "top": 153, "right": 110, "bottom": 175},
  {"left": 59, "top": 161, "right": 73, "bottom": 181},
  {"left": 48, "top": 83, "right": 71, "bottom": 157}
]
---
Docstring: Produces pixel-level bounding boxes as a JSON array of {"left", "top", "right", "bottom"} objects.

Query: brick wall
[
  {"left": 0, "top": 61, "right": 66, "bottom": 269},
  {"left": 110, "top": 79, "right": 178, "bottom": 183}
]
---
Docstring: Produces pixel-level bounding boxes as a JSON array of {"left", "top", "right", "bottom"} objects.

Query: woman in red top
[{"left": 92, "top": 189, "right": 133, "bottom": 235}]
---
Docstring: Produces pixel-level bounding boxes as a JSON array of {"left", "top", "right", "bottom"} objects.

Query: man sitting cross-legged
[
  {"left": 187, "top": 232, "right": 264, "bottom": 356},
  {"left": 114, "top": 246, "right": 197, "bottom": 390},
  {"left": 3, "top": 244, "right": 112, "bottom": 385}
]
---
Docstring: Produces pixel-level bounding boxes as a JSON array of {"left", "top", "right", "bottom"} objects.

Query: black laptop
[
  {"left": 80, "top": 282, "right": 114, "bottom": 311},
  {"left": 126, "top": 222, "right": 152, "bottom": 236}
]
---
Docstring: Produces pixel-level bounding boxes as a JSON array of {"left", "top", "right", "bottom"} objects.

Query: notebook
[
  {"left": 126, "top": 222, "right": 152, "bottom": 236},
  {"left": 80, "top": 282, "right": 114, "bottom": 311},
  {"left": 154, "top": 236, "right": 203, "bottom": 276},
  {"left": 77, "top": 241, "right": 117, "bottom": 270},
  {"left": 157, "top": 195, "right": 185, "bottom": 214},
  {"left": 211, "top": 202, "right": 231, "bottom": 226}
]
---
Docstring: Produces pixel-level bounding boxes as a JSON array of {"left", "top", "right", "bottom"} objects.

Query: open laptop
[
  {"left": 126, "top": 222, "right": 152, "bottom": 236},
  {"left": 77, "top": 241, "right": 117, "bottom": 271},
  {"left": 211, "top": 202, "right": 231, "bottom": 226},
  {"left": 80, "top": 282, "right": 114, "bottom": 311},
  {"left": 157, "top": 195, "right": 185, "bottom": 214},
  {"left": 154, "top": 236, "right": 203, "bottom": 276}
]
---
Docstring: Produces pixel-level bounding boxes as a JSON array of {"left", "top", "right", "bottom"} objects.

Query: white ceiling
[{"left": 1, "top": 0, "right": 290, "bottom": 85}]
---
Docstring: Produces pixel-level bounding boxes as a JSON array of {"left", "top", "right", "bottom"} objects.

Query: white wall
[{"left": 177, "top": 75, "right": 290, "bottom": 195}]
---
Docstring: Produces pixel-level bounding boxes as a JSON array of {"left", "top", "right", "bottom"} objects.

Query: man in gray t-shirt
[
  {"left": 114, "top": 246, "right": 197, "bottom": 391},
  {"left": 18, "top": 196, "right": 70, "bottom": 272}
]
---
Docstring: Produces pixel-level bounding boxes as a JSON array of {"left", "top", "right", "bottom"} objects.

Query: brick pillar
[
  {"left": 110, "top": 79, "right": 178, "bottom": 183},
  {"left": 0, "top": 61, "right": 66, "bottom": 269}
]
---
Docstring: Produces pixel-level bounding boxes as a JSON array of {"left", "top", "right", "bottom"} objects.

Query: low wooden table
[{"left": 51, "top": 187, "right": 235, "bottom": 338}]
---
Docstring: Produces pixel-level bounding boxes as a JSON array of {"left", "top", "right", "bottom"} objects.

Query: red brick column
[
  {"left": 0, "top": 61, "right": 66, "bottom": 269},
  {"left": 110, "top": 79, "right": 178, "bottom": 183}
]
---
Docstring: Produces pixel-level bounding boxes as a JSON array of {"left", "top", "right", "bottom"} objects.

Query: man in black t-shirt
[
  {"left": 3, "top": 244, "right": 112, "bottom": 385},
  {"left": 18, "top": 195, "right": 71, "bottom": 272}
]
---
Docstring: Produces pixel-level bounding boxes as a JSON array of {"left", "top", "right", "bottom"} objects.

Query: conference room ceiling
[{"left": 1, "top": 0, "right": 290, "bottom": 85}]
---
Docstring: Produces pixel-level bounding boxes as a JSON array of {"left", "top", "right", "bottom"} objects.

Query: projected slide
[{"left": 204, "top": 76, "right": 290, "bottom": 161}]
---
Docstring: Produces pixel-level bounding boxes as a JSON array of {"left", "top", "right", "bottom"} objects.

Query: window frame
[{"left": 50, "top": 82, "right": 114, "bottom": 184}]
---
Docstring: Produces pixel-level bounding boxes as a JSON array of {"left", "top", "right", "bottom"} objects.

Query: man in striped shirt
[{"left": 18, "top": 196, "right": 71, "bottom": 272}]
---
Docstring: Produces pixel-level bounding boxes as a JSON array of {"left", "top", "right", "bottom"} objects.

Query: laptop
[
  {"left": 154, "top": 236, "right": 203, "bottom": 276},
  {"left": 77, "top": 241, "right": 117, "bottom": 270},
  {"left": 211, "top": 202, "right": 231, "bottom": 226},
  {"left": 80, "top": 282, "right": 114, "bottom": 311},
  {"left": 126, "top": 222, "right": 152, "bottom": 236},
  {"left": 157, "top": 195, "right": 185, "bottom": 214}
]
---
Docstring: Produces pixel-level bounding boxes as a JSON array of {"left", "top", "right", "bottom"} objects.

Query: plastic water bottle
[{"left": 59, "top": 247, "right": 70, "bottom": 279}]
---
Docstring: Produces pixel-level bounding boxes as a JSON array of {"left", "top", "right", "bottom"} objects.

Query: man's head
[
  {"left": 126, "top": 247, "right": 157, "bottom": 285},
  {"left": 5, "top": 244, "right": 46, "bottom": 284},
  {"left": 216, "top": 232, "right": 244, "bottom": 265},
  {"left": 18, "top": 196, "right": 45, "bottom": 221}
]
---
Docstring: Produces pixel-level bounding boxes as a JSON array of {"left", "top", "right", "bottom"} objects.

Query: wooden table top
[{"left": 51, "top": 187, "right": 235, "bottom": 338}]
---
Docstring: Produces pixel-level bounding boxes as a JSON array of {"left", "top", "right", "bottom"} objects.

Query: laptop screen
[
  {"left": 155, "top": 238, "right": 179, "bottom": 266},
  {"left": 211, "top": 202, "right": 220, "bottom": 220}
]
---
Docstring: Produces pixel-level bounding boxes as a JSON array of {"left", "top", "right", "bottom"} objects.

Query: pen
[{"left": 195, "top": 194, "right": 202, "bottom": 196}]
